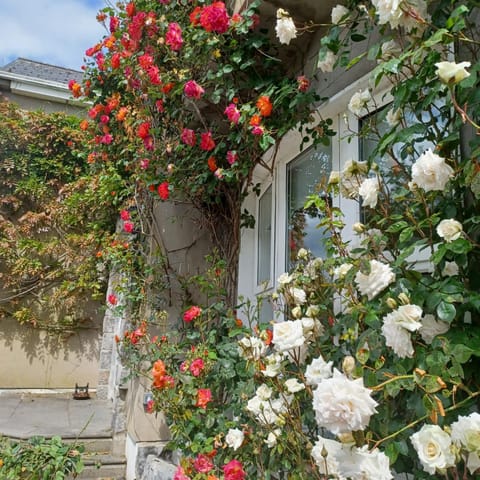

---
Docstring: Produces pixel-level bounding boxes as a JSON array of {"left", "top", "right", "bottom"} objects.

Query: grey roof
[{"left": 0, "top": 58, "right": 83, "bottom": 85}]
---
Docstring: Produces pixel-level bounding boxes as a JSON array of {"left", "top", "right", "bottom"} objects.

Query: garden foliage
[
  {"left": 0, "top": 99, "right": 119, "bottom": 333},
  {"left": 79, "top": 0, "right": 480, "bottom": 478}
]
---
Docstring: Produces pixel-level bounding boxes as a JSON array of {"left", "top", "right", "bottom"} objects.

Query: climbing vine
[{"left": 0, "top": 97, "right": 120, "bottom": 333}]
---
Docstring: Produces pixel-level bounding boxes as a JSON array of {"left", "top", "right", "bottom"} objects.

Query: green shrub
[{"left": 0, "top": 435, "right": 84, "bottom": 480}]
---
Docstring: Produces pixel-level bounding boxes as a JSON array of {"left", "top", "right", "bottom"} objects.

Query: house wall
[
  {"left": 0, "top": 89, "right": 84, "bottom": 115},
  {"left": 0, "top": 316, "right": 100, "bottom": 388},
  {"left": 119, "top": 200, "right": 213, "bottom": 479}
]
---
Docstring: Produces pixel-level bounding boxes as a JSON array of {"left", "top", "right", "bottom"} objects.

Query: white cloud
[{"left": 0, "top": 0, "right": 106, "bottom": 70}]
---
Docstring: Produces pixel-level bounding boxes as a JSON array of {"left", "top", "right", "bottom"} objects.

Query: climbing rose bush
[
  {"left": 87, "top": 0, "right": 480, "bottom": 479},
  {"left": 76, "top": 0, "right": 325, "bottom": 306}
]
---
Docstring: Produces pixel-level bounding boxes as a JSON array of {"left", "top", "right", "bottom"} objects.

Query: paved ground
[{"left": 0, "top": 390, "right": 113, "bottom": 439}]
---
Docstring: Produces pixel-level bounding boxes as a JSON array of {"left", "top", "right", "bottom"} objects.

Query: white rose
[
  {"left": 297, "top": 247, "right": 308, "bottom": 259},
  {"left": 394, "top": 304, "right": 423, "bottom": 331},
  {"left": 246, "top": 395, "right": 262, "bottom": 416},
  {"left": 436, "top": 218, "right": 463, "bottom": 242},
  {"left": 305, "top": 355, "right": 334, "bottom": 386},
  {"left": 291, "top": 305, "right": 303, "bottom": 318},
  {"left": 348, "top": 89, "right": 372, "bottom": 116},
  {"left": 410, "top": 149, "right": 454, "bottom": 192},
  {"left": 328, "top": 170, "right": 341, "bottom": 185},
  {"left": 264, "top": 429, "right": 281, "bottom": 448},
  {"left": 256, "top": 383, "right": 273, "bottom": 400},
  {"left": 312, "top": 439, "right": 393, "bottom": 480},
  {"left": 419, "top": 314, "right": 449, "bottom": 344},
  {"left": 318, "top": 50, "right": 337, "bottom": 73},
  {"left": 442, "top": 261, "right": 459, "bottom": 277},
  {"left": 353, "top": 222, "right": 366, "bottom": 234},
  {"left": 451, "top": 412, "right": 480, "bottom": 455},
  {"left": 435, "top": 61, "right": 471, "bottom": 84},
  {"left": 381, "top": 315, "right": 414, "bottom": 358},
  {"left": 371, "top": 0, "right": 402, "bottom": 26},
  {"left": 356, "top": 446, "right": 393, "bottom": 480},
  {"left": 290, "top": 287, "right": 307, "bottom": 304},
  {"left": 261, "top": 396, "right": 289, "bottom": 426},
  {"left": 248, "top": 396, "right": 285, "bottom": 426},
  {"left": 331, "top": 4, "right": 349, "bottom": 24},
  {"left": 275, "top": 9, "right": 297, "bottom": 45},
  {"left": 311, "top": 437, "right": 344, "bottom": 477},
  {"left": 312, "top": 369, "right": 378, "bottom": 434},
  {"left": 359, "top": 177, "right": 380, "bottom": 208},
  {"left": 262, "top": 353, "right": 283, "bottom": 377},
  {"left": 411, "top": 424, "right": 455, "bottom": 475},
  {"left": 380, "top": 40, "right": 401, "bottom": 61},
  {"left": 300, "top": 316, "right": 315, "bottom": 334},
  {"left": 238, "top": 336, "right": 267, "bottom": 360},
  {"left": 305, "top": 304, "right": 320, "bottom": 317},
  {"left": 355, "top": 260, "right": 396, "bottom": 300},
  {"left": 285, "top": 378, "right": 305, "bottom": 393},
  {"left": 277, "top": 272, "right": 293, "bottom": 285},
  {"left": 372, "top": 0, "right": 428, "bottom": 32},
  {"left": 225, "top": 428, "right": 244, "bottom": 451},
  {"left": 467, "top": 452, "right": 480, "bottom": 475},
  {"left": 342, "top": 355, "right": 356, "bottom": 377},
  {"left": 334, "top": 263, "right": 353, "bottom": 279},
  {"left": 385, "top": 107, "right": 401, "bottom": 126},
  {"left": 273, "top": 320, "right": 305, "bottom": 352}
]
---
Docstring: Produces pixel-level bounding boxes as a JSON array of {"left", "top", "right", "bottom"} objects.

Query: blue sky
[{"left": 0, "top": 0, "right": 107, "bottom": 71}]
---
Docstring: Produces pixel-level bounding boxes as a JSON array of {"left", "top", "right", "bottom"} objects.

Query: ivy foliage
[{"left": 0, "top": 98, "right": 120, "bottom": 333}]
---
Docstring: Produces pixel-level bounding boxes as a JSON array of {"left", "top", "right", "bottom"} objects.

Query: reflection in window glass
[
  {"left": 257, "top": 185, "right": 272, "bottom": 285},
  {"left": 286, "top": 145, "right": 332, "bottom": 268}
]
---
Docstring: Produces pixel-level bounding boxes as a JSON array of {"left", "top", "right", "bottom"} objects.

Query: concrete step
[
  {"left": 63, "top": 436, "right": 114, "bottom": 455},
  {"left": 76, "top": 453, "right": 126, "bottom": 480}
]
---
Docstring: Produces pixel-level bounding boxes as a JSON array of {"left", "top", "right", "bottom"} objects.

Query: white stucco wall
[{"left": 0, "top": 316, "right": 100, "bottom": 388}]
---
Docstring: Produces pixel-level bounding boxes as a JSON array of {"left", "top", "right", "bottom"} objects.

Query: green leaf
[
  {"left": 451, "top": 344, "right": 473, "bottom": 363},
  {"left": 445, "top": 238, "right": 472, "bottom": 254},
  {"left": 426, "top": 292, "right": 442, "bottom": 311},
  {"left": 436, "top": 301, "right": 456, "bottom": 323},
  {"left": 386, "top": 221, "right": 409, "bottom": 233},
  {"left": 431, "top": 244, "right": 447, "bottom": 265},
  {"left": 423, "top": 28, "right": 449, "bottom": 47},
  {"left": 351, "top": 33, "right": 366, "bottom": 42},
  {"left": 385, "top": 442, "right": 400, "bottom": 464}
]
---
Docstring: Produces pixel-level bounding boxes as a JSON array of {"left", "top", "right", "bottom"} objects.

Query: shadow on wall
[{"left": 0, "top": 313, "right": 102, "bottom": 389}]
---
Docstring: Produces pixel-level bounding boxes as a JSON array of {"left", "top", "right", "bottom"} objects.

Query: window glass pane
[
  {"left": 257, "top": 185, "right": 272, "bottom": 285},
  {"left": 259, "top": 297, "right": 274, "bottom": 323},
  {"left": 287, "top": 145, "right": 332, "bottom": 268}
]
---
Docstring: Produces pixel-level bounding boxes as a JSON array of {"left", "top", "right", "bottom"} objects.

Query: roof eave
[{"left": 0, "top": 70, "right": 86, "bottom": 107}]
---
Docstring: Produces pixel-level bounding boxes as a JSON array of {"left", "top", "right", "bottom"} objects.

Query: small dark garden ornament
[{"left": 73, "top": 383, "right": 90, "bottom": 400}]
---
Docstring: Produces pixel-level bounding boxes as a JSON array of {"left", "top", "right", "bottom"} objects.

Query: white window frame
[
  {"left": 239, "top": 71, "right": 437, "bottom": 311},
  {"left": 254, "top": 180, "right": 275, "bottom": 294}
]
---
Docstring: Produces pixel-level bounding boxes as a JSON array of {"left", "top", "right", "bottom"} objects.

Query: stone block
[
  {"left": 97, "top": 369, "right": 110, "bottom": 386},
  {"left": 141, "top": 455, "right": 176, "bottom": 480}
]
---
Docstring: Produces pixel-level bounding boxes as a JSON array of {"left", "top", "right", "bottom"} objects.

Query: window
[
  {"left": 257, "top": 185, "right": 272, "bottom": 285},
  {"left": 286, "top": 144, "right": 332, "bottom": 268},
  {"left": 238, "top": 73, "right": 415, "bottom": 308}
]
